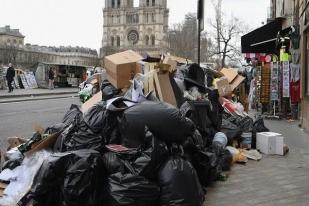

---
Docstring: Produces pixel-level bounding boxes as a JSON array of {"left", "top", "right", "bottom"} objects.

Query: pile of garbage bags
[{"left": 0, "top": 63, "right": 267, "bottom": 206}]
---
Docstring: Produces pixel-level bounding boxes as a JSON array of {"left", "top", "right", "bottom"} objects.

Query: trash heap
[{"left": 0, "top": 50, "right": 286, "bottom": 206}]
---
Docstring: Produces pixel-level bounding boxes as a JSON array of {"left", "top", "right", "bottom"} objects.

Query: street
[{"left": 0, "top": 97, "right": 80, "bottom": 150}]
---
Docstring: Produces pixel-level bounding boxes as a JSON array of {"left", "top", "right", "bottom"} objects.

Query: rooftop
[{"left": 0, "top": 25, "right": 25, "bottom": 38}]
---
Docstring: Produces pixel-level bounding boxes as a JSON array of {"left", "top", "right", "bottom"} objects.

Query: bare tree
[{"left": 210, "top": 0, "right": 248, "bottom": 68}]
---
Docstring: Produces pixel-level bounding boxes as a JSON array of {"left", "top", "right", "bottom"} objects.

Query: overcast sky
[{"left": 0, "top": 0, "right": 269, "bottom": 51}]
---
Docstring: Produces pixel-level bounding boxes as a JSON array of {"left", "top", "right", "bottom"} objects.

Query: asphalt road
[{"left": 0, "top": 97, "right": 80, "bottom": 150}]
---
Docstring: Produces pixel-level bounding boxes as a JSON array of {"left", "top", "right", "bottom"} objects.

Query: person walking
[
  {"left": 48, "top": 68, "right": 55, "bottom": 89},
  {"left": 6, "top": 63, "right": 15, "bottom": 93}
]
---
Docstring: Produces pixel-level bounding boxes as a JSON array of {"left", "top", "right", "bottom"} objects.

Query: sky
[{"left": 0, "top": 0, "right": 269, "bottom": 51}]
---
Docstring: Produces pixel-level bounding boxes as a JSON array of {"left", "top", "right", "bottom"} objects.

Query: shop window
[
  {"left": 117, "top": 36, "right": 120, "bottom": 47},
  {"left": 145, "top": 35, "right": 149, "bottom": 45},
  {"left": 151, "top": 35, "right": 155, "bottom": 46}
]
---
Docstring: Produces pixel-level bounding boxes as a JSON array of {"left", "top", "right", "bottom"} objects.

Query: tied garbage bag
[
  {"left": 159, "top": 148, "right": 205, "bottom": 206},
  {"left": 180, "top": 101, "right": 216, "bottom": 146},
  {"left": 101, "top": 80, "right": 121, "bottom": 101},
  {"left": 31, "top": 150, "right": 106, "bottom": 206},
  {"left": 252, "top": 116, "right": 269, "bottom": 149},
  {"left": 83, "top": 102, "right": 107, "bottom": 133},
  {"left": 62, "top": 104, "right": 82, "bottom": 126},
  {"left": 121, "top": 101, "right": 194, "bottom": 148},
  {"left": 107, "top": 172, "right": 160, "bottom": 206}
]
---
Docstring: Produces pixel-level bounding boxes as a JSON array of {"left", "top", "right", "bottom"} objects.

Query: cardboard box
[
  {"left": 215, "top": 77, "right": 232, "bottom": 97},
  {"left": 104, "top": 50, "right": 144, "bottom": 89},
  {"left": 163, "top": 56, "right": 177, "bottom": 72},
  {"left": 220, "top": 68, "right": 238, "bottom": 83},
  {"left": 137, "top": 61, "right": 157, "bottom": 94},
  {"left": 257, "top": 132, "right": 285, "bottom": 155},
  {"left": 154, "top": 71, "right": 177, "bottom": 106},
  {"left": 230, "top": 75, "right": 245, "bottom": 91}
]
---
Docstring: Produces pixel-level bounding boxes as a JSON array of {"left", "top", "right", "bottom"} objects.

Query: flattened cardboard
[
  {"left": 154, "top": 71, "right": 177, "bottom": 106},
  {"left": 25, "top": 132, "right": 62, "bottom": 157},
  {"left": 104, "top": 50, "right": 143, "bottom": 89},
  {"left": 230, "top": 75, "right": 246, "bottom": 91},
  {"left": 81, "top": 91, "right": 102, "bottom": 113},
  {"left": 220, "top": 68, "right": 238, "bottom": 83}
]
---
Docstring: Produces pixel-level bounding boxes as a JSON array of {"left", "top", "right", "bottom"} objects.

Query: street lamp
[{"left": 197, "top": 0, "right": 204, "bottom": 65}]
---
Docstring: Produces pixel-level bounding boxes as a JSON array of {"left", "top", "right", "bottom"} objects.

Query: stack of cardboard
[{"left": 214, "top": 68, "right": 245, "bottom": 97}]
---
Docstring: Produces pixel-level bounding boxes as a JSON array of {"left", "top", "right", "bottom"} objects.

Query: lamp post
[{"left": 197, "top": 0, "right": 204, "bottom": 65}]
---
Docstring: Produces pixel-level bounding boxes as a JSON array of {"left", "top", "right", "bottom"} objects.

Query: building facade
[
  {"left": 100, "top": 0, "right": 169, "bottom": 58},
  {"left": 0, "top": 26, "right": 99, "bottom": 69}
]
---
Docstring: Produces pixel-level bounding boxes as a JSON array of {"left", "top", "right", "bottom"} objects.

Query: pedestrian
[
  {"left": 6, "top": 63, "right": 15, "bottom": 93},
  {"left": 48, "top": 68, "right": 55, "bottom": 89}
]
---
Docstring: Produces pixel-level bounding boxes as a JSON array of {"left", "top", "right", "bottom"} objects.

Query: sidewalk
[
  {"left": 0, "top": 88, "right": 79, "bottom": 103},
  {"left": 205, "top": 119, "right": 309, "bottom": 206}
]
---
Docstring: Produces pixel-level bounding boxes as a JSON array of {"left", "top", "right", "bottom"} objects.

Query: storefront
[
  {"left": 241, "top": 18, "right": 300, "bottom": 119},
  {"left": 35, "top": 62, "right": 88, "bottom": 88}
]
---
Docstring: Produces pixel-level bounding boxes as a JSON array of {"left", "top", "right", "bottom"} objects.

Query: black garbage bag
[
  {"left": 83, "top": 102, "right": 106, "bottom": 133},
  {"left": 101, "top": 80, "right": 121, "bottom": 101},
  {"left": 103, "top": 131, "right": 169, "bottom": 180},
  {"left": 120, "top": 101, "right": 194, "bottom": 148},
  {"left": 62, "top": 104, "right": 82, "bottom": 126},
  {"left": 63, "top": 119, "right": 105, "bottom": 152},
  {"left": 221, "top": 119, "right": 242, "bottom": 145},
  {"left": 183, "top": 129, "right": 205, "bottom": 153},
  {"left": 132, "top": 130, "right": 169, "bottom": 180},
  {"left": 189, "top": 149, "right": 220, "bottom": 187},
  {"left": 186, "top": 63, "right": 205, "bottom": 86},
  {"left": 102, "top": 152, "right": 125, "bottom": 175},
  {"left": 238, "top": 116, "right": 254, "bottom": 132},
  {"left": 252, "top": 116, "right": 269, "bottom": 149},
  {"left": 31, "top": 150, "right": 106, "bottom": 206},
  {"left": 107, "top": 172, "right": 160, "bottom": 206},
  {"left": 45, "top": 123, "right": 66, "bottom": 134},
  {"left": 180, "top": 101, "right": 216, "bottom": 147},
  {"left": 208, "top": 89, "right": 223, "bottom": 131},
  {"left": 219, "top": 149, "right": 233, "bottom": 171},
  {"left": 159, "top": 151, "right": 205, "bottom": 206}
]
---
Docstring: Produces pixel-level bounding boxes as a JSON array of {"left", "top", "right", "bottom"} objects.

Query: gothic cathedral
[{"left": 100, "top": 0, "right": 169, "bottom": 58}]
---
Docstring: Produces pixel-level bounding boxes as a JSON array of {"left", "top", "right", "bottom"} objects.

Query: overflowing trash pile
[{"left": 0, "top": 50, "right": 288, "bottom": 206}]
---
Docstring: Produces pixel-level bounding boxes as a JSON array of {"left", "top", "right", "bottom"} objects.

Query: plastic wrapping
[
  {"left": 0, "top": 151, "right": 51, "bottom": 206},
  {"left": 44, "top": 123, "right": 66, "bottom": 135},
  {"left": 31, "top": 150, "right": 106, "bottom": 206},
  {"left": 120, "top": 101, "right": 194, "bottom": 148}
]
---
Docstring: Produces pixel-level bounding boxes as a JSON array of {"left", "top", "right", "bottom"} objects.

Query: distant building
[
  {"left": 100, "top": 0, "right": 169, "bottom": 59},
  {"left": 0, "top": 25, "right": 99, "bottom": 69}
]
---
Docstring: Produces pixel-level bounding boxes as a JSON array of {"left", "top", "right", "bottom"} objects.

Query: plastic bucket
[
  {"left": 241, "top": 132, "right": 252, "bottom": 148},
  {"left": 213, "top": 132, "right": 228, "bottom": 147}
]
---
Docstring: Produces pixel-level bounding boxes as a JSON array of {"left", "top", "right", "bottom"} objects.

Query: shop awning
[{"left": 241, "top": 18, "right": 283, "bottom": 54}]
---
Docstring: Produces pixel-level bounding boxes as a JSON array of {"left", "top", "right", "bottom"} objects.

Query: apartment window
[
  {"left": 146, "top": 13, "right": 149, "bottom": 23},
  {"left": 152, "top": 0, "right": 155, "bottom": 6},
  {"left": 112, "top": 0, "right": 115, "bottom": 8},
  {"left": 151, "top": 35, "right": 155, "bottom": 46},
  {"left": 117, "top": 0, "right": 121, "bottom": 8},
  {"left": 111, "top": 36, "right": 115, "bottom": 46},
  {"left": 146, "top": 0, "right": 149, "bottom": 6},
  {"left": 152, "top": 13, "right": 155, "bottom": 22},
  {"left": 145, "top": 35, "right": 149, "bottom": 45},
  {"left": 117, "top": 36, "right": 120, "bottom": 47}
]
